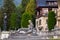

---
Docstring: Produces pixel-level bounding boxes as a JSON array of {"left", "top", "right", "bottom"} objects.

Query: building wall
[
  {"left": 57, "top": 6, "right": 60, "bottom": 28},
  {"left": 36, "top": 8, "right": 58, "bottom": 32},
  {"left": 36, "top": 17, "right": 48, "bottom": 31},
  {"left": 36, "top": 8, "right": 48, "bottom": 31},
  {"left": 54, "top": 0, "right": 60, "bottom": 28}
]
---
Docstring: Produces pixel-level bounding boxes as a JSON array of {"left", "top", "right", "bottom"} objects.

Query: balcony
[
  {"left": 42, "top": 13, "right": 48, "bottom": 17},
  {"left": 36, "top": 14, "right": 42, "bottom": 19},
  {"left": 36, "top": 13, "right": 48, "bottom": 19}
]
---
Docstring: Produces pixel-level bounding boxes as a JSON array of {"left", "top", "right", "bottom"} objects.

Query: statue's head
[
  {"left": 4, "top": 13, "right": 7, "bottom": 15},
  {"left": 28, "top": 20, "right": 31, "bottom": 23}
]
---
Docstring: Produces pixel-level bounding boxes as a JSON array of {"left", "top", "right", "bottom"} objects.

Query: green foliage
[
  {"left": 48, "top": 11, "right": 56, "bottom": 31},
  {"left": 21, "top": 0, "right": 30, "bottom": 7},
  {"left": 21, "top": 0, "right": 36, "bottom": 28},
  {"left": 17, "top": 0, "right": 30, "bottom": 14},
  {"left": 25, "top": 0, "right": 36, "bottom": 27},
  {"left": 0, "top": 9, "right": 3, "bottom": 30},
  {"left": 21, "top": 12, "right": 32, "bottom": 28},
  {"left": 16, "top": 0, "right": 30, "bottom": 17},
  {"left": 3, "top": 0, "right": 16, "bottom": 30},
  {"left": 3, "top": 0, "right": 16, "bottom": 13},
  {"left": 25, "top": 0, "right": 36, "bottom": 15},
  {"left": 32, "top": 14, "right": 36, "bottom": 27},
  {"left": 10, "top": 13, "right": 17, "bottom": 30},
  {"left": 21, "top": 0, "right": 30, "bottom": 13},
  {"left": 16, "top": 0, "right": 30, "bottom": 28}
]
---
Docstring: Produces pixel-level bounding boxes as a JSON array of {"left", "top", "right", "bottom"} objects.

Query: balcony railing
[
  {"left": 36, "top": 13, "right": 48, "bottom": 18},
  {"left": 42, "top": 13, "right": 48, "bottom": 17}
]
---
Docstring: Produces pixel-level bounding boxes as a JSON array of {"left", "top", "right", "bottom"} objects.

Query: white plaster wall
[
  {"left": 57, "top": 7, "right": 60, "bottom": 17},
  {"left": 57, "top": 7, "right": 60, "bottom": 28},
  {"left": 36, "top": 17, "right": 48, "bottom": 31},
  {"left": 36, "top": 7, "right": 59, "bottom": 32}
]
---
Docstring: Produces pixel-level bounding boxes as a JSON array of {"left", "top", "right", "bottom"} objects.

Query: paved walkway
[
  {"left": 3, "top": 32, "right": 50, "bottom": 40},
  {"left": 3, "top": 28, "right": 60, "bottom": 40}
]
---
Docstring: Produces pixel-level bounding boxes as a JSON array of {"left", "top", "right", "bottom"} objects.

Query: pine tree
[
  {"left": 10, "top": 13, "right": 17, "bottom": 30},
  {"left": 3, "top": 0, "right": 16, "bottom": 30},
  {"left": 17, "top": 0, "right": 30, "bottom": 14},
  {"left": 16, "top": 0, "right": 30, "bottom": 28},
  {"left": 25, "top": 0, "right": 36, "bottom": 27},
  {"left": 25, "top": 0, "right": 36, "bottom": 15},
  {"left": 0, "top": 9, "right": 3, "bottom": 30},
  {"left": 3, "top": 0, "right": 16, "bottom": 13},
  {"left": 21, "top": 0, "right": 30, "bottom": 13},
  {"left": 48, "top": 11, "right": 56, "bottom": 31}
]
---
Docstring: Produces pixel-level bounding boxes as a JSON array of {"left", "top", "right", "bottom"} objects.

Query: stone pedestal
[{"left": 1, "top": 31, "right": 10, "bottom": 39}]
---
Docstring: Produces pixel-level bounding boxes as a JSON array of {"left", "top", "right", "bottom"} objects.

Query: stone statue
[
  {"left": 28, "top": 20, "right": 34, "bottom": 30},
  {"left": 28, "top": 20, "right": 34, "bottom": 33},
  {"left": 28, "top": 20, "right": 37, "bottom": 35},
  {"left": 4, "top": 13, "right": 7, "bottom": 31}
]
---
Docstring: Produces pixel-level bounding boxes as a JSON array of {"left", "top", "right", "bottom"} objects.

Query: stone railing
[
  {"left": 37, "top": 29, "right": 60, "bottom": 39},
  {"left": 2, "top": 28, "right": 60, "bottom": 40}
]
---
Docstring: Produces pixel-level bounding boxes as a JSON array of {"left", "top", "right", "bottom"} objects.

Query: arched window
[{"left": 39, "top": 20, "right": 41, "bottom": 25}]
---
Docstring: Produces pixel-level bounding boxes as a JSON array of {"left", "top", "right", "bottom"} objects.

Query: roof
[
  {"left": 46, "top": 0, "right": 57, "bottom": 2},
  {"left": 36, "top": 0, "right": 58, "bottom": 8}
]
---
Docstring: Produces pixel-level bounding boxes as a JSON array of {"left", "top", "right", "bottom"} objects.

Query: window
[
  {"left": 39, "top": 20, "right": 41, "bottom": 25},
  {"left": 48, "top": 2, "right": 53, "bottom": 6},
  {"left": 54, "top": 2, "right": 57, "bottom": 5},
  {"left": 52, "top": 2, "right": 54, "bottom": 5},
  {"left": 38, "top": 27, "right": 43, "bottom": 31},
  {"left": 58, "top": 20, "right": 60, "bottom": 27},
  {"left": 46, "top": 19, "right": 48, "bottom": 24},
  {"left": 37, "top": 11, "right": 39, "bottom": 16},
  {"left": 42, "top": 8, "right": 48, "bottom": 14},
  {"left": 48, "top": 2, "right": 51, "bottom": 5},
  {"left": 36, "top": 21, "right": 38, "bottom": 27}
]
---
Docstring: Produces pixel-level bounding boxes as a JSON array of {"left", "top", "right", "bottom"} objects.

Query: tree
[
  {"left": 17, "top": 0, "right": 30, "bottom": 15},
  {"left": 0, "top": 9, "right": 3, "bottom": 30},
  {"left": 16, "top": 0, "right": 30, "bottom": 28},
  {"left": 9, "top": 13, "right": 17, "bottom": 30},
  {"left": 21, "top": 12, "right": 32, "bottom": 28},
  {"left": 25, "top": 0, "right": 36, "bottom": 15},
  {"left": 3, "top": 0, "right": 16, "bottom": 30},
  {"left": 16, "top": 5, "right": 22, "bottom": 28},
  {"left": 21, "top": 0, "right": 30, "bottom": 13},
  {"left": 25, "top": 0, "right": 36, "bottom": 27},
  {"left": 3, "top": 0, "right": 16, "bottom": 13},
  {"left": 48, "top": 11, "right": 56, "bottom": 31}
]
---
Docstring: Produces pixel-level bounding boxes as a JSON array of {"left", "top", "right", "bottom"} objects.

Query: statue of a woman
[
  {"left": 28, "top": 20, "right": 34, "bottom": 29},
  {"left": 28, "top": 20, "right": 34, "bottom": 32}
]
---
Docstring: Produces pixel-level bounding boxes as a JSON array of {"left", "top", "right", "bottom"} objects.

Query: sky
[
  {"left": 14, "top": 0, "right": 22, "bottom": 6},
  {"left": 0, "top": 0, "right": 22, "bottom": 7}
]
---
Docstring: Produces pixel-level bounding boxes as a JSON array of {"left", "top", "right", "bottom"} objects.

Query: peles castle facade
[{"left": 35, "top": 0, "right": 60, "bottom": 32}]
